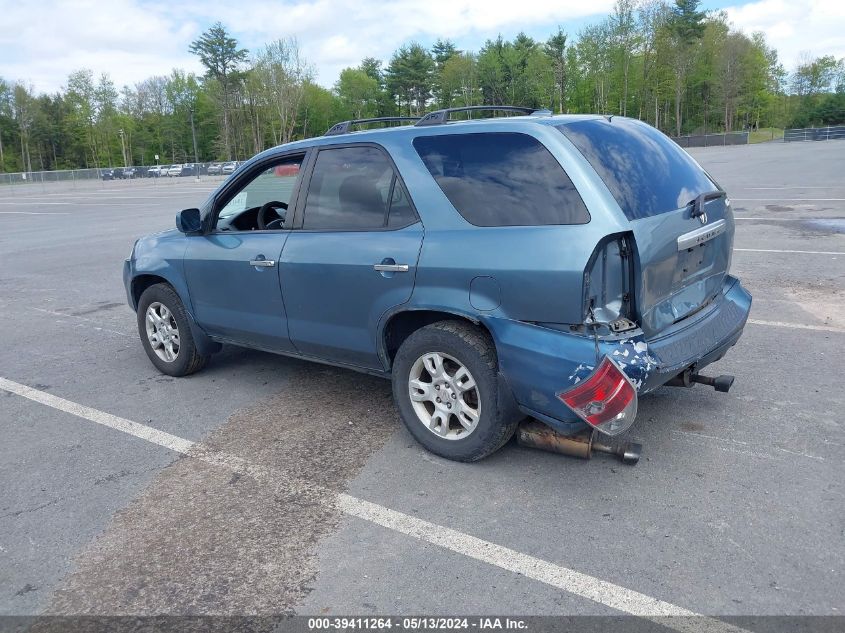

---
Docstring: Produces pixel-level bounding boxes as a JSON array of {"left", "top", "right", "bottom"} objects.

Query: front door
[
  {"left": 184, "top": 154, "right": 306, "bottom": 352},
  {"left": 281, "top": 145, "right": 423, "bottom": 369}
]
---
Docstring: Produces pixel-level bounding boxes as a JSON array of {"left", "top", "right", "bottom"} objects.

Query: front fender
[
  {"left": 125, "top": 232, "right": 221, "bottom": 356},
  {"left": 127, "top": 231, "right": 190, "bottom": 309}
]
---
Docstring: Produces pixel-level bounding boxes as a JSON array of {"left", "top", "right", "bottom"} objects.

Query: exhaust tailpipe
[
  {"left": 517, "top": 420, "right": 641, "bottom": 465},
  {"left": 667, "top": 368, "right": 735, "bottom": 392}
]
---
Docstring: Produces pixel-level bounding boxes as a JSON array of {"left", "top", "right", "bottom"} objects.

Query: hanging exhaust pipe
[{"left": 517, "top": 419, "right": 642, "bottom": 465}]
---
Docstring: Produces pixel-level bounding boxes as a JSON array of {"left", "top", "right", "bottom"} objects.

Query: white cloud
[
  {"left": 3, "top": 0, "right": 843, "bottom": 94},
  {"left": 0, "top": 0, "right": 613, "bottom": 93},
  {"left": 0, "top": 0, "right": 204, "bottom": 91},
  {"left": 724, "top": 0, "right": 845, "bottom": 70}
]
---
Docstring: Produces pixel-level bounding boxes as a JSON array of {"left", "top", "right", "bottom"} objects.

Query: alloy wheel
[
  {"left": 144, "top": 302, "right": 180, "bottom": 362},
  {"left": 408, "top": 351, "right": 481, "bottom": 440}
]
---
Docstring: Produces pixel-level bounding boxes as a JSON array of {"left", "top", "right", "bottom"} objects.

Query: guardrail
[
  {"left": 783, "top": 126, "right": 845, "bottom": 142},
  {"left": 670, "top": 132, "right": 749, "bottom": 148}
]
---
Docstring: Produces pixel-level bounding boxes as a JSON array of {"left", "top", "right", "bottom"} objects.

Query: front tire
[
  {"left": 392, "top": 320, "right": 518, "bottom": 462},
  {"left": 137, "top": 283, "right": 208, "bottom": 376}
]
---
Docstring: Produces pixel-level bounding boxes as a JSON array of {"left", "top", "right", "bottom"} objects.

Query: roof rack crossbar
[
  {"left": 325, "top": 116, "right": 421, "bottom": 136},
  {"left": 415, "top": 105, "right": 551, "bottom": 127}
]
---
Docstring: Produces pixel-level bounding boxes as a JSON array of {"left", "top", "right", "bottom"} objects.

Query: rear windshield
[
  {"left": 412, "top": 132, "right": 590, "bottom": 226},
  {"left": 557, "top": 119, "right": 717, "bottom": 221}
]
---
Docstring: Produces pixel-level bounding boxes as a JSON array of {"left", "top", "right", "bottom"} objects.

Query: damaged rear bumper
[{"left": 486, "top": 275, "right": 752, "bottom": 435}]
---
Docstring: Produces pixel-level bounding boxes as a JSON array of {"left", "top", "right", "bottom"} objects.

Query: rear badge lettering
[{"left": 677, "top": 219, "right": 726, "bottom": 251}]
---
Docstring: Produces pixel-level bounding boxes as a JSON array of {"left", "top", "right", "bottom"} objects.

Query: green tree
[
  {"left": 255, "top": 38, "right": 313, "bottom": 145},
  {"left": 610, "top": 0, "right": 638, "bottom": 116},
  {"left": 0, "top": 78, "right": 11, "bottom": 170},
  {"left": 386, "top": 43, "right": 434, "bottom": 115},
  {"left": 544, "top": 28, "right": 567, "bottom": 113},
  {"left": 13, "top": 83, "right": 35, "bottom": 172},
  {"left": 668, "top": 0, "right": 706, "bottom": 135},
  {"left": 189, "top": 22, "right": 248, "bottom": 159},
  {"left": 440, "top": 52, "right": 479, "bottom": 108},
  {"left": 335, "top": 68, "right": 380, "bottom": 119}
]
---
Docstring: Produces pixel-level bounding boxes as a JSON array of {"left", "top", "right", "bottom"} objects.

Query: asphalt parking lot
[{"left": 1, "top": 141, "right": 843, "bottom": 628}]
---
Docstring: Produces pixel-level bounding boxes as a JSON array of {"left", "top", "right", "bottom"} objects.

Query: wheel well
[
  {"left": 131, "top": 274, "right": 170, "bottom": 309},
  {"left": 383, "top": 310, "right": 494, "bottom": 366}
]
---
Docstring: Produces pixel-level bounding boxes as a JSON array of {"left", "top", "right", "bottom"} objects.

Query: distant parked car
[
  {"left": 180, "top": 163, "right": 198, "bottom": 177},
  {"left": 221, "top": 161, "right": 237, "bottom": 175},
  {"left": 102, "top": 168, "right": 127, "bottom": 180},
  {"left": 166, "top": 164, "right": 183, "bottom": 177},
  {"left": 124, "top": 108, "right": 751, "bottom": 463},
  {"left": 123, "top": 167, "right": 137, "bottom": 179},
  {"left": 207, "top": 162, "right": 223, "bottom": 175},
  {"left": 147, "top": 166, "right": 164, "bottom": 178}
]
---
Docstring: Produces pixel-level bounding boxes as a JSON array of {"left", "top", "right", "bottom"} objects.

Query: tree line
[{"left": 1, "top": 0, "right": 843, "bottom": 173}]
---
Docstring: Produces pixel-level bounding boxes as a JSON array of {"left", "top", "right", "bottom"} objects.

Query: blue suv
[{"left": 124, "top": 107, "right": 751, "bottom": 462}]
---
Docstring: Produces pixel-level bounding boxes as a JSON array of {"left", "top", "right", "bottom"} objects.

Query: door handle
[
  {"left": 249, "top": 259, "right": 276, "bottom": 267},
  {"left": 373, "top": 263, "right": 409, "bottom": 272}
]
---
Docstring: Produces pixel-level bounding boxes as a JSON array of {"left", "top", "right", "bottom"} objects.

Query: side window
[
  {"left": 303, "top": 147, "right": 398, "bottom": 230},
  {"left": 412, "top": 132, "right": 590, "bottom": 226},
  {"left": 215, "top": 156, "right": 303, "bottom": 231}
]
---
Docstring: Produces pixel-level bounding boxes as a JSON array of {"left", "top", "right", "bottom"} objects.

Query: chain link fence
[
  {"left": 783, "top": 126, "right": 845, "bottom": 142},
  {"left": 0, "top": 163, "right": 234, "bottom": 194},
  {"left": 671, "top": 132, "right": 749, "bottom": 148}
]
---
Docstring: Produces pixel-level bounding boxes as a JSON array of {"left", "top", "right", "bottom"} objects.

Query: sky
[{"left": 1, "top": 0, "right": 843, "bottom": 95}]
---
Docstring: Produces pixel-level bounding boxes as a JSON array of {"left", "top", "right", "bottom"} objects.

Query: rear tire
[
  {"left": 137, "top": 283, "right": 208, "bottom": 377},
  {"left": 392, "top": 320, "right": 518, "bottom": 462}
]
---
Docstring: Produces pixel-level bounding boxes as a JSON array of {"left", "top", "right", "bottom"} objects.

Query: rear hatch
[{"left": 557, "top": 118, "right": 734, "bottom": 338}]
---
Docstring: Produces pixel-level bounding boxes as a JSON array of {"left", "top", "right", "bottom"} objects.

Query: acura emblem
[{"left": 698, "top": 212, "right": 708, "bottom": 225}]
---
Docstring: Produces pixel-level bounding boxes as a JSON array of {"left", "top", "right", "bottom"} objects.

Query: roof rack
[
  {"left": 325, "top": 116, "right": 421, "bottom": 136},
  {"left": 415, "top": 105, "right": 552, "bottom": 127}
]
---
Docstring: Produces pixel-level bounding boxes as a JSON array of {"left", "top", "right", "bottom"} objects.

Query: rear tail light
[{"left": 557, "top": 356, "right": 638, "bottom": 436}]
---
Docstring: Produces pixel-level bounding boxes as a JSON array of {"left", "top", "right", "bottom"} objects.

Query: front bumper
[{"left": 487, "top": 275, "right": 752, "bottom": 435}]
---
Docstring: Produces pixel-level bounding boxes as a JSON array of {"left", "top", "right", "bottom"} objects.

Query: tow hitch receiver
[
  {"left": 667, "top": 368, "right": 734, "bottom": 392},
  {"left": 517, "top": 419, "right": 642, "bottom": 465}
]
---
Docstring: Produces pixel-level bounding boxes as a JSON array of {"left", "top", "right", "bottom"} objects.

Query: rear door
[
  {"left": 280, "top": 144, "right": 423, "bottom": 369},
  {"left": 558, "top": 118, "right": 734, "bottom": 337}
]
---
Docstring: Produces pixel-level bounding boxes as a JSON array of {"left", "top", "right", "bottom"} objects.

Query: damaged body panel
[{"left": 486, "top": 274, "right": 750, "bottom": 436}]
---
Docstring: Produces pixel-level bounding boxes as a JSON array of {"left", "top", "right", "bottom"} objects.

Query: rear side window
[
  {"left": 557, "top": 119, "right": 717, "bottom": 221},
  {"left": 304, "top": 146, "right": 415, "bottom": 230},
  {"left": 412, "top": 132, "right": 589, "bottom": 226}
]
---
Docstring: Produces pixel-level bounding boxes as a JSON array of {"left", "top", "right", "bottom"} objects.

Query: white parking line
[
  {"left": 0, "top": 210, "right": 70, "bottom": 215},
  {"left": 31, "top": 307, "right": 132, "bottom": 337},
  {"left": 748, "top": 319, "right": 845, "bottom": 333},
  {"left": 734, "top": 217, "right": 812, "bottom": 221},
  {"left": 0, "top": 378, "right": 193, "bottom": 453},
  {"left": 0, "top": 201, "right": 155, "bottom": 207},
  {"left": 0, "top": 376, "right": 748, "bottom": 632},
  {"left": 745, "top": 186, "right": 845, "bottom": 190},
  {"left": 734, "top": 248, "right": 844, "bottom": 255},
  {"left": 0, "top": 201, "right": 82, "bottom": 205},
  {"left": 3, "top": 195, "right": 210, "bottom": 201},
  {"left": 670, "top": 430, "right": 824, "bottom": 461}
]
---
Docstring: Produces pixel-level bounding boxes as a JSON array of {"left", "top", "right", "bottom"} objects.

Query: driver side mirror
[{"left": 176, "top": 208, "right": 202, "bottom": 234}]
